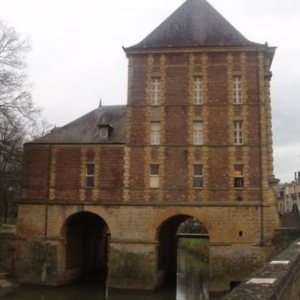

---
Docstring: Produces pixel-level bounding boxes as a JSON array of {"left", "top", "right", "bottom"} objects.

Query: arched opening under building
[
  {"left": 64, "top": 212, "right": 110, "bottom": 282},
  {"left": 157, "top": 214, "right": 209, "bottom": 288}
]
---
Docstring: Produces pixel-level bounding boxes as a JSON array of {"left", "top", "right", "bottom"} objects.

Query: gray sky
[{"left": 1, "top": 0, "right": 300, "bottom": 183}]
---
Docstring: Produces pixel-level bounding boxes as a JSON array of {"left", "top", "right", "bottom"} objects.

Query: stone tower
[{"left": 121, "top": 0, "right": 279, "bottom": 289}]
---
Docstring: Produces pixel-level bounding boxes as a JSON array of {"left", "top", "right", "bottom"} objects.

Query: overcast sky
[{"left": 1, "top": 0, "right": 300, "bottom": 183}]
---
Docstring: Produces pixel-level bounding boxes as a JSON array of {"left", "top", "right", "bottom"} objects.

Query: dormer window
[
  {"left": 99, "top": 127, "right": 108, "bottom": 139},
  {"left": 98, "top": 124, "right": 113, "bottom": 140}
]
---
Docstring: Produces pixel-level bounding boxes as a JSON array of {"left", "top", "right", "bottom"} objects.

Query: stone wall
[
  {"left": 222, "top": 238, "right": 300, "bottom": 300},
  {"left": 15, "top": 203, "right": 276, "bottom": 290},
  {"left": 0, "top": 231, "right": 16, "bottom": 270}
]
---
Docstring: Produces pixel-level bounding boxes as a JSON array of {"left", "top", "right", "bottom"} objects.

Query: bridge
[{"left": 3, "top": 222, "right": 300, "bottom": 298}]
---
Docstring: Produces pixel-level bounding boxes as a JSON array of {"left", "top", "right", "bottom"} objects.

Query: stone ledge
[
  {"left": 0, "top": 279, "right": 19, "bottom": 297},
  {"left": 221, "top": 238, "right": 300, "bottom": 300}
]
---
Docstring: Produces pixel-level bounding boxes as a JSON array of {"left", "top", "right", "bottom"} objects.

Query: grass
[
  {"left": 0, "top": 221, "right": 16, "bottom": 232},
  {"left": 178, "top": 238, "right": 210, "bottom": 262},
  {"left": 178, "top": 237, "right": 209, "bottom": 247}
]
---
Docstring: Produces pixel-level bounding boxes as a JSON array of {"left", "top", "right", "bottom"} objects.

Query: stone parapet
[{"left": 222, "top": 238, "right": 300, "bottom": 300}]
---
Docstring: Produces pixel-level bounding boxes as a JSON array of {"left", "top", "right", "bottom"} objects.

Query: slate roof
[
  {"left": 126, "top": 0, "right": 261, "bottom": 50},
  {"left": 32, "top": 105, "right": 126, "bottom": 144}
]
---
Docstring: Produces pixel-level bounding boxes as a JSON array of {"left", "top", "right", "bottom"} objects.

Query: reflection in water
[
  {"left": 3, "top": 248, "right": 220, "bottom": 300},
  {"left": 3, "top": 283, "right": 175, "bottom": 300},
  {"left": 176, "top": 249, "right": 209, "bottom": 300}
]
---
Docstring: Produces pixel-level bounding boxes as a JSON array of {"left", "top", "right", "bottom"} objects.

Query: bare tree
[
  {"left": 0, "top": 20, "right": 38, "bottom": 124},
  {"left": 0, "top": 21, "right": 50, "bottom": 223},
  {"left": 0, "top": 117, "right": 24, "bottom": 223}
]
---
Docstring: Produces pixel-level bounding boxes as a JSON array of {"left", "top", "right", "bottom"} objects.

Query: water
[
  {"left": 177, "top": 249, "right": 210, "bottom": 300},
  {"left": 4, "top": 250, "right": 221, "bottom": 300}
]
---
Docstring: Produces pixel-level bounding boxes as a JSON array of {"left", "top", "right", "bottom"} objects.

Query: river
[{"left": 3, "top": 249, "right": 222, "bottom": 300}]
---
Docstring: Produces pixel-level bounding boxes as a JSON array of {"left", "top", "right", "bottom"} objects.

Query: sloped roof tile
[
  {"left": 31, "top": 105, "right": 126, "bottom": 144},
  {"left": 126, "top": 0, "right": 261, "bottom": 50}
]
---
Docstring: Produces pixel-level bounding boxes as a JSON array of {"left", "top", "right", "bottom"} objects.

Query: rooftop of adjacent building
[{"left": 32, "top": 105, "right": 126, "bottom": 144}]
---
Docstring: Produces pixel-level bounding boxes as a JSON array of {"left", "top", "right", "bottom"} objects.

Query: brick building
[{"left": 16, "top": 0, "right": 279, "bottom": 292}]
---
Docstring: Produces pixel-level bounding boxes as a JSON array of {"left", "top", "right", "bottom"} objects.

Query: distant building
[
  {"left": 278, "top": 172, "right": 300, "bottom": 213},
  {"left": 16, "top": 0, "right": 280, "bottom": 291}
]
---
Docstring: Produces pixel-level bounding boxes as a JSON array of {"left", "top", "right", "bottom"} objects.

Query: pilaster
[
  {"left": 49, "top": 147, "right": 57, "bottom": 200},
  {"left": 227, "top": 53, "right": 235, "bottom": 201},
  {"left": 92, "top": 147, "right": 100, "bottom": 201},
  {"left": 257, "top": 52, "right": 269, "bottom": 195},
  {"left": 79, "top": 147, "right": 87, "bottom": 201},
  {"left": 240, "top": 53, "right": 250, "bottom": 201},
  {"left": 123, "top": 147, "right": 130, "bottom": 202},
  {"left": 201, "top": 54, "right": 209, "bottom": 201}
]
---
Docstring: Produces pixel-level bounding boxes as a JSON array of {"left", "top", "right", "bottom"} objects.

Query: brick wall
[
  {"left": 22, "top": 144, "right": 51, "bottom": 200},
  {"left": 22, "top": 145, "right": 124, "bottom": 202},
  {"left": 125, "top": 50, "right": 274, "bottom": 204}
]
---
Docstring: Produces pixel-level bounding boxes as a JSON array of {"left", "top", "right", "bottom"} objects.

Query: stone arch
[
  {"left": 60, "top": 211, "right": 111, "bottom": 283},
  {"left": 148, "top": 207, "right": 211, "bottom": 242},
  {"left": 59, "top": 208, "right": 116, "bottom": 239},
  {"left": 151, "top": 207, "right": 210, "bottom": 286}
]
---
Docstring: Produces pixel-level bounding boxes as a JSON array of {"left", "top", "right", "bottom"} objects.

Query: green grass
[
  {"left": 178, "top": 237, "right": 209, "bottom": 247},
  {"left": 178, "top": 238, "right": 210, "bottom": 262},
  {"left": 0, "top": 221, "right": 16, "bottom": 232}
]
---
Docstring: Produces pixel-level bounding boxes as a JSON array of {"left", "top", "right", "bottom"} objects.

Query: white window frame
[
  {"left": 193, "top": 77, "right": 203, "bottom": 105},
  {"left": 233, "top": 76, "right": 242, "bottom": 104},
  {"left": 150, "top": 164, "right": 159, "bottom": 188},
  {"left": 193, "top": 121, "right": 203, "bottom": 145},
  {"left": 234, "top": 165, "right": 244, "bottom": 188},
  {"left": 234, "top": 121, "right": 243, "bottom": 145},
  {"left": 150, "top": 122, "right": 160, "bottom": 145},
  {"left": 99, "top": 127, "right": 108, "bottom": 139},
  {"left": 86, "top": 164, "right": 95, "bottom": 188},
  {"left": 193, "top": 165, "right": 203, "bottom": 188},
  {"left": 151, "top": 78, "right": 161, "bottom": 106}
]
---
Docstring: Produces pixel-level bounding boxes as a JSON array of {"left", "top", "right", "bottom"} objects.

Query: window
[
  {"left": 150, "top": 122, "right": 160, "bottom": 145},
  {"left": 86, "top": 164, "right": 95, "bottom": 188},
  {"left": 151, "top": 78, "right": 161, "bottom": 105},
  {"left": 193, "top": 165, "right": 203, "bottom": 188},
  {"left": 150, "top": 164, "right": 159, "bottom": 188},
  {"left": 193, "top": 77, "right": 203, "bottom": 105},
  {"left": 99, "top": 127, "right": 108, "bottom": 139},
  {"left": 233, "top": 121, "right": 243, "bottom": 145},
  {"left": 234, "top": 165, "right": 244, "bottom": 188},
  {"left": 233, "top": 76, "right": 242, "bottom": 104},
  {"left": 193, "top": 122, "right": 203, "bottom": 145}
]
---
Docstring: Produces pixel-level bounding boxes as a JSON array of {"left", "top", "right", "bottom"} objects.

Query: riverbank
[
  {"left": 178, "top": 238, "right": 209, "bottom": 263},
  {"left": 0, "top": 263, "right": 18, "bottom": 297},
  {"left": 0, "top": 224, "right": 17, "bottom": 297}
]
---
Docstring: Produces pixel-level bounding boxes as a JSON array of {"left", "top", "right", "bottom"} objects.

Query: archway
[
  {"left": 64, "top": 212, "right": 110, "bottom": 281},
  {"left": 157, "top": 214, "right": 209, "bottom": 286}
]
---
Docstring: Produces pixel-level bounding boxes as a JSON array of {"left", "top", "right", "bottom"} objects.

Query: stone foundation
[{"left": 15, "top": 202, "right": 279, "bottom": 291}]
